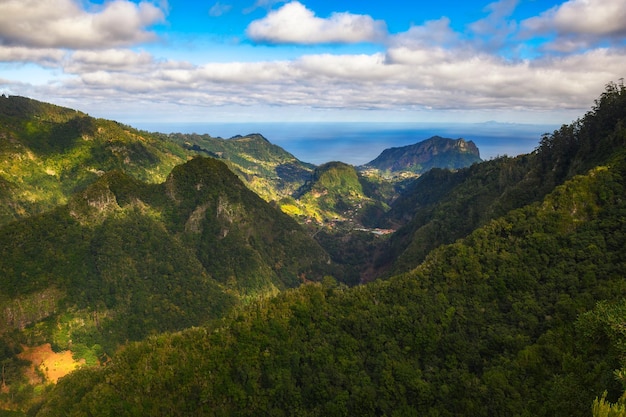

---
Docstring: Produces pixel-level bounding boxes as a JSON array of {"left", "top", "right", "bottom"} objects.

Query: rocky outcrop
[{"left": 362, "top": 136, "right": 481, "bottom": 174}]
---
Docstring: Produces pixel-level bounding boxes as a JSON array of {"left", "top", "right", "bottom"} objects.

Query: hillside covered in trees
[
  {"left": 0, "top": 81, "right": 624, "bottom": 415},
  {"left": 15, "top": 82, "right": 626, "bottom": 416}
]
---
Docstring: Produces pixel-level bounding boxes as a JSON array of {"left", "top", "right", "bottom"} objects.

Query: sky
[{"left": 0, "top": 0, "right": 625, "bottom": 126}]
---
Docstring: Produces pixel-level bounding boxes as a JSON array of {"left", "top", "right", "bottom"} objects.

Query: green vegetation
[
  {"left": 292, "top": 162, "right": 378, "bottom": 224},
  {"left": 1, "top": 82, "right": 626, "bottom": 416},
  {"left": 375, "top": 81, "right": 626, "bottom": 277},
  {"left": 166, "top": 132, "right": 315, "bottom": 202},
  {"left": 0, "top": 156, "right": 330, "bottom": 410},
  {"left": 363, "top": 136, "right": 482, "bottom": 174},
  {"left": 25, "top": 81, "right": 626, "bottom": 416},
  {"left": 0, "top": 96, "right": 187, "bottom": 226}
]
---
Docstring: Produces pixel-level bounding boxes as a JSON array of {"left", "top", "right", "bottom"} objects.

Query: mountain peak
[{"left": 363, "top": 136, "right": 481, "bottom": 174}]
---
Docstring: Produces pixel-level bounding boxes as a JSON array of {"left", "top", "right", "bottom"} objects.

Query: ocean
[{"left": 134, "top": 122, "right": 559, "bottom": 166}]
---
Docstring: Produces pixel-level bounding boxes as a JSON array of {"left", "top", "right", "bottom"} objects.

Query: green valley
[{"left": 0, "top": 81, "right": 625, "bottom": 416}]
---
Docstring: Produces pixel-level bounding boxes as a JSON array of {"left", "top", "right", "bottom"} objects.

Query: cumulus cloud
[
  {"left": 39, "top": 39, "right": 623, "bottom": 116},
  {"left": 2, "top": 0, "right": 625, "bottom": 123},
  {"left": 0, "top": 0, "right": 165, "bottom": 49},
  {"left": 0, "top": 46, "right": 65, "bottom": 66},
  {"left": 246, "top": 1, "right": 387, "bottom": 44},
  {"left": 390, "top": 18, "right": 460, "bottom": 50},
  {"left": 64, "top": 49, "right": 158, "bottom": 74},
  {"left": 522, "top": 0, "right": 626, "bottom": 51}
]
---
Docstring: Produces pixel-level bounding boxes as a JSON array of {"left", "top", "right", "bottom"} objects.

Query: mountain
[
  {"left": 0, "top": 95, "right": 188, "bottom": 227},
  {"left": 0, "top": 156, "right": 331, "bottom": 410},
  {"left": 0, "top": 96, "right": 313, "bottom": 228},
  {"left": 166, "top": 132, "right": 315, "bottom": 202},
  {"left": 286, "top": 161, "right": 385, "bottom": 226},
  {"left": 362, "top": 135, "right": 482, "bottom": 173},
  {"left": 29, "top": 81, "right": 626, "bottom": 417},
  {"left": 371, "top": 82, "right": 626, "bottom": 278}
]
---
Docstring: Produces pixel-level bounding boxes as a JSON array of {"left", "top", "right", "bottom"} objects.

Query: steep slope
[
  {"left": 0, "top": 156, "right": 330, "bottom": 410},
  {"left": 0, "top": 97, "right": 317, "bottom": 228},
  {"left": 375, "top": 82, "right": 626, "bottom": 276},
  {"left": 31, "top": 82, "right": 626, "bottom": 417},
  {"left": 167, "top": 132, "right": 315, "bottom": 201},
  {"left": 0, "top": 95, "right": 188, "bottom": 226},
  {"left": 362, "top": 135, "right": 481, "bottom": 173},
  {"left": 162, "top": 156, "right": 329, "bottom": 291},
  {"left": 33, "top": 136, "right": 626, "bottom": 417},
  {"left": 375, "top": 155, "right": 536, "bottom": 276},
  {"left": 287, "top": 161, "right": 386, "bottom": 226}
]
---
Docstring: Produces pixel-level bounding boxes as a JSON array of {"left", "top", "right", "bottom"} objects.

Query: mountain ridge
[
  {"left": 362, "top": 135, "right": 482, "bottom": 173},
  {"left": 27, "top": 81, "right": 626, "bottom": 417},
  {"left": 2, "top": 82, "right": 626, "bottom": 415}
]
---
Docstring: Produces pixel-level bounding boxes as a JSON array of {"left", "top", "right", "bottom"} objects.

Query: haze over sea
[{"left": 136, "top": 122, "right": 559, "bottom": 166}]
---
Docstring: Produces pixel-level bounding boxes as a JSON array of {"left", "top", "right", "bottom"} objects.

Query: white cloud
[
  {"left": 0, "top": 0, "right": 165, "bottom": 49},
  {"left": 390, "top": 18, "right": 460, "bottom": 49},
  {"left": 469, "top": 0, "right": 519, "bottom": 51},
  {"left": 0, "top": 46, "right": 65, "bottom": 66},
  {"left": 66, "top": 49, "right": 157, "bottom": 73},
  {"left": 35, "top": 39, "right": 622, "bottom": 117},
  {"left": 246, "top": 1, "right": 387, "bottom": 44},
  {"left": 2, "top": 0, "right": 625, "bottom": 125},
  {"left": 522, "top": 0, "right": 626, "bottom": 51}
]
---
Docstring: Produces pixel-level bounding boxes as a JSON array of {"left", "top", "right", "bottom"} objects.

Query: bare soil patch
[{"left": 18, "top": 343, "right": 85, "bottom": 384}]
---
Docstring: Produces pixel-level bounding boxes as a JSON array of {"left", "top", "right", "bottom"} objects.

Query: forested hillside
[
  {"left": 0, "top": 96, "right": 188, "bottom": 226},
  {"left": 30, "top": 82, "right": 626, "bottom": 416},
  {"left": 375, "top": 81, "right": 626, "bottom": 277},
  {"left": 0, "top": 157, "right": 330, "bottom": 411},
  {"left": 166, "top": 132, "right": 315, "bottom": 202}
]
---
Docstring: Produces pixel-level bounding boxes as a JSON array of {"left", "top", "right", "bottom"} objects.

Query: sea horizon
[{"left": 133, "top": 121, "right": 560, "bottom": 166}]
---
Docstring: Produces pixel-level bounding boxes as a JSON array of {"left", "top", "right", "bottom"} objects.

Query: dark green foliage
[
  {"left": 314, "top": 230, "right": 380, "bottom": 285},
  {"left": 0, "top": 156, "right": 329, "bottom": 373},
  {"left": 32, "top": 82, "right": 626, "bottom": 417},
  {"left": 168, "top": 132, "right": 315, "bottom": 200},
  {"left": 166, "top": 157, "right": 329, "bottom": 291},
  {"left": 36, "top": 148, "right": 626, "bottom": 416},
  {"left": 376, "top": 82, "right": 626, "bottom": 277},
  {"left": 376, "top": 155, "right": 538, "bottom": 275},
  {"left": 0, "top": 96, "right": 189, "bottom": 226},
  {"left": 0, "top": 208, "right": 91, "bottom": 297}
]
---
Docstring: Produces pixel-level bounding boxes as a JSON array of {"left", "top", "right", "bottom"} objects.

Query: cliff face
[
  {"left": 363, "top": 136, "right": 481, "bottom": 173},
  {"left": 1, "top": 288, "right": 63, "bottom": 333}
]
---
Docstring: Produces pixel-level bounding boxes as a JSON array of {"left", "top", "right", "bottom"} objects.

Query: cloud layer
[
  {"left": 521, "top": 0, "right": 626, "bottom": 51},
  {"left": 0, "top": 0, "right": 165, "bottom": 49},
  {"left": 1, "top": 0, "right": 625, "bottom": 124}
]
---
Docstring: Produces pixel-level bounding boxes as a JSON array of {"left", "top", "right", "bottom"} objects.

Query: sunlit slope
[
  {"left": 0, "top": 95, "right": 188, "bottom": 226},
  {"left": 33, "top": 82, "right": 626, "bottom": 417},
  {"left": 283, "top": 161, "right": 385, "bottom": 225},
  {"left": 167, "top": 132, "right": 315, "bottom": 202},
  {"left": 0, "top": 156, "right": 331, "bottom": 411},
  {"left": 35, "top": 140, "right": 626, "bottom": 417}
]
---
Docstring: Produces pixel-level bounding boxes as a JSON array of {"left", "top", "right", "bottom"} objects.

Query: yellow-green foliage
[
  {"left": 30, "top": 82, "right": 626, "bottom": 417},
  {"left": 593, "top": 392, "right": 626, "bottom": 417},
  {"left": 294, "top": 162, "right": 383, "bottom": 226},
  {"left": 0, "top": 97, "right": 189, "bottom": 226}
]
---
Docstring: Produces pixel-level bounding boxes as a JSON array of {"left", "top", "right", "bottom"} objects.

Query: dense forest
[{"left": 0, "top": 81, "right": 625, "bottom": 416}]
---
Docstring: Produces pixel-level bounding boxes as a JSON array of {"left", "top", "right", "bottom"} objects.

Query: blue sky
[{"left": 0, "top": 0, "right": 625, "bottom": 125}]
